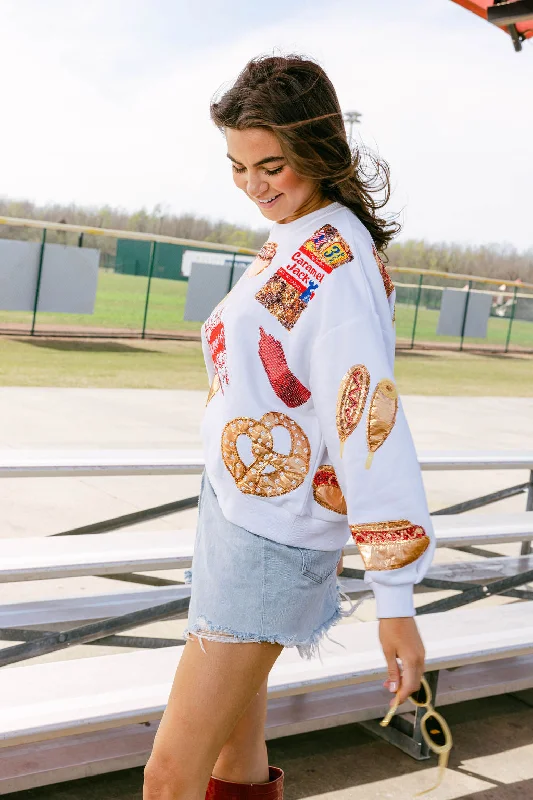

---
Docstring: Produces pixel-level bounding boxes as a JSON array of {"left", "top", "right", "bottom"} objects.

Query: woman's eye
[{"left": 231, "top": 165, "right": 284, "bottom": 176}]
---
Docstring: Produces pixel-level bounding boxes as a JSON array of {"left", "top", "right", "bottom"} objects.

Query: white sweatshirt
[{"left": 200, "top": 201, "right": 435, "bottom": 618}]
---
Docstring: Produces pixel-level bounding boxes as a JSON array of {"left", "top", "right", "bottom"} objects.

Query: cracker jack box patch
[
  {"left": 255, "top": 224, "right": 353, "bottom": 331},
  {"left": 300, "top": 224, "right": 353, "bottom": 271}
]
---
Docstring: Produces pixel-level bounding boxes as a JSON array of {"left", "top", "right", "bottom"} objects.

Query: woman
[{"left": 144, "top": 54, "right": 435, "bottom": 800}]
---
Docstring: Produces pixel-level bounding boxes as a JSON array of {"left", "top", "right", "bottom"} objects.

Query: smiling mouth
[{"left": 257, "top": 193, "right": 282, "bottom": 206}]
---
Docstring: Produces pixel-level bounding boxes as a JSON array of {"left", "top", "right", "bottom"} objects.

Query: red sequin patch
[
  {"left": 258, "top": 327, "right": 311, "bottom": 407},
  {"left": 350, "top": 520, "right": 427, "bottom": 545},
  {"left": 204, "top": 307, "right": 229, "bottom": 388}
]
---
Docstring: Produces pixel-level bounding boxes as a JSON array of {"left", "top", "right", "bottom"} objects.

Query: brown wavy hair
[{"left": 210, "top": 53, "right": 400, "bottom": 254}]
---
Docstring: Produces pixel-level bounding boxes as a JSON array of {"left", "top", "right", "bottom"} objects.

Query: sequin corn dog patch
[{"left": 255, "top": 224, "right": 353, "bottom": 330}]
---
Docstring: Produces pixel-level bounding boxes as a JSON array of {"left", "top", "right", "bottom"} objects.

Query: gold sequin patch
[
  {"left": 366, "top": 378, "right": 398, "bottom": 469},
  {"left": 336, "top": 364, "right": 370, "bottom": 457},
  {"left": 255, "top": 273, "right": 307, "bottom": 331},
  {"left": 206, "top": 373, "right": 220, "bottom": 406},
  {"left": 300, "top": 224, "right": 354, "bottom": 271},
  {"left": 248, "top": 241, "right": 278, "bottom": 277},
  {"left": 221, "top": 412, "right": 311, "bottom": 496},
  {"left": 312, "top": 465, "right": 347, "bottom": 515},
  {"left": 373, "top": 245, "right": 395, "bottom": 299},
  {"left": 350, "top": 520, "right": 429, "bottom": 570}
]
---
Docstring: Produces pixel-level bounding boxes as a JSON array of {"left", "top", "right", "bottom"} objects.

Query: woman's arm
[{"left": 308, "top": 238, "right": 435, "bottom": 702}]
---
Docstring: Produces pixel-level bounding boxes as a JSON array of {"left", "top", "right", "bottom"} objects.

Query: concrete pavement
[{"left": 1, "top": 389, "right": 533, "bottom": 798}]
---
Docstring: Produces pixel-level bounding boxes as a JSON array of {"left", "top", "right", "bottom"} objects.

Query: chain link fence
[{"left": 0, "top": 217, "right": 532, "bottom": 353}]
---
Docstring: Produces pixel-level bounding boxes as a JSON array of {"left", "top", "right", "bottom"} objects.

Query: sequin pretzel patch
[
  {"left": 312, "top": 465, "right": 347, "bottom": 515},
  {"left": 221, "top": 412, "right": 310, "bottom": 496},
  {"left": 255, "top": 224, "right": 353, "bottom": 330},
  {"left": 350, "top": 520, "right": 430, "bottom": 571}
]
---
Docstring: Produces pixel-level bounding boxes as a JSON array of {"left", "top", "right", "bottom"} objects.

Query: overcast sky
[{"left": 1, "top": 0, "right": 531, "bottom": 249}]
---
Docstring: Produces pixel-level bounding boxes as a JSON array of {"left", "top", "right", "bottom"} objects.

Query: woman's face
[{"left": 225, "top": 127, "right": 326, "bottom": 224}]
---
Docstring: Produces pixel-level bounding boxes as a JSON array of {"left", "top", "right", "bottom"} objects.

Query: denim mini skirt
[{"left": 184, "top": 471, "right": 360, "bottom": 659}]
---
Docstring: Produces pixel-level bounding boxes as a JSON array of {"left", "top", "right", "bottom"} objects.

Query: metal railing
[{"left": 1, "top": 216, "right": 532, "bottom": 352}]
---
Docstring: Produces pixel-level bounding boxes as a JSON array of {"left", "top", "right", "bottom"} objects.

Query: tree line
[{"left": 0, "top": 197, "right": 531, "bottom": 283}]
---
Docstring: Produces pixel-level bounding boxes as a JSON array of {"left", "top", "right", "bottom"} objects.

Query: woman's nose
[{"left": 247, "top": 175, "right": 268, "bottom": 198}]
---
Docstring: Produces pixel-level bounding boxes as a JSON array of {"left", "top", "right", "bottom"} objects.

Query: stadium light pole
[{"left": 343, "top": 110, "right": 362, "bottom": 143}]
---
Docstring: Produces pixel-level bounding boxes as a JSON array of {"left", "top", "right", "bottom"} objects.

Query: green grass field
[
  {"left": 395, "top": 304, "right": 533, "bottom": 350},
  {"left": 0, "top": 271, "right": 531, "bottom": 394},
  {"left": 1, "top": 336, "right": 531, "bottom": 395},
  {"left": 1, "top": 271, "right": 532, "bottom": 350},
  {"left": 0, "top": 271, "right": 202, "bottom": 333}
]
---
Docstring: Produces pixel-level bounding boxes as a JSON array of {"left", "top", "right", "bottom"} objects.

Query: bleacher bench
[{"left": 1, "top": 602, "right": 532, "bottom": 792}]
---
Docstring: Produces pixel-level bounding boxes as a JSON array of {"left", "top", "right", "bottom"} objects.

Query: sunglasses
[{"left": 380, "top": 675, "right": 453, "bottom": 795}]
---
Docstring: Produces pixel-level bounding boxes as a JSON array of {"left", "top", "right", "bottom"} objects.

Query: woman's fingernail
[{"left": 389, "top": 682, "right": 397, "bottom": 692}]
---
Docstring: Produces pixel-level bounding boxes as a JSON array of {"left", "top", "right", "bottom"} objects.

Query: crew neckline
[{"left": 269, "top": 201, "right": 343, "bottom": 236}]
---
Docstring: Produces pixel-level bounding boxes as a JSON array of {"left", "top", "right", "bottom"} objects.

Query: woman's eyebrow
[{"left": 226, "top": 154, "right": 286, "bottom": 168}]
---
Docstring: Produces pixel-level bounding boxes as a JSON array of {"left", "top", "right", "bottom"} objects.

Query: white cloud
[{"left": 0, "top": 0, "right": 531, "bottom": 248}]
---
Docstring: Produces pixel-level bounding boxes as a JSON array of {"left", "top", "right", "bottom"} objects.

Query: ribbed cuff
[{"left": 370, "top": 582, "right": 415, "bottom": 618}]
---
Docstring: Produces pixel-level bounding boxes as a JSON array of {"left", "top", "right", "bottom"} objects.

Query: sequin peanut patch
[
  {"left": 221, "top": 412, "right": 310, "bottom": 497},
  {"left": 204, "top": 307, "right": 229, "bottom": 389},
  {"left": 258, "top": 327, "right": 311, "bottom": 408},
  {"left": 300, "top": 224, "right": 354, "bottom": 271},
  {"left": 312, "top": 465, "right": 347, "bottom": 515},
  {"left": 350, "top": 520, "right": 429, "bottom": 571},
  {"left": 372, "top": 245, "right": 395, "bottom": 299},
  {"left": 248, "top": 241, "right": 278, "bottom": 278},
  {"left": 336, "top": 364, "right": 370, "bottom": 457},
  {"left": 366, "top": 378, "right": 398, "bottom": 469}
]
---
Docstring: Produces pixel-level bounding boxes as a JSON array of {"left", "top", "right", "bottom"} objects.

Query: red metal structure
[{"left": 451, "top": 1, "right": 533, "bottom": 50}]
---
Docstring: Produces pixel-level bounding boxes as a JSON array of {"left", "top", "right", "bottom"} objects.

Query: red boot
[{"left": 206, "top": 767, "right": 284, "bottom": 799}]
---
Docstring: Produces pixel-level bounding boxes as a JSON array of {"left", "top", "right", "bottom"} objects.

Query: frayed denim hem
[
  {"left": 184, "top": 582, "right": 371, "bottom": 660},
  {"left": 295, "top": 581, "right": 370, "bottom": 661}
]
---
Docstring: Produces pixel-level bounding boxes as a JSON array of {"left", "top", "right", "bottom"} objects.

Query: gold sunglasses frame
[{"left": 380, "top": 674, "right": 453, "bottom": 796}]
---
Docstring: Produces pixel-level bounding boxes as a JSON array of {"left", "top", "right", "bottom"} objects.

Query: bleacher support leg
[
  {"left": 358, "top": 671, "right": 439, "bottom": 760},
  {"left": 520, "top": 470, "right": 533, "bottom": 556}
]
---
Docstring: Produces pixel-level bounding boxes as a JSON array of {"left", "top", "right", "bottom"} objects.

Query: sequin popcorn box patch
[
  {"left": 300, "top": 223, "right": 353, "bottom": 271},
  {"left": 255, "top": 224, "right": 353, "bottom": 331}
]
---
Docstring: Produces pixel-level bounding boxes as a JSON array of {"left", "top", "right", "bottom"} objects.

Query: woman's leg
[
  {"left": 211, "top": 679, "right": 269, "bottom": 783},
  {"left": 143, "top": 637, "right": 282, "bottom": 800}
]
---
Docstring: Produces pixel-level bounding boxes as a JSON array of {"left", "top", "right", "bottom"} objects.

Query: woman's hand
[{"left": 379, "top": 617, "right": 425, "bottom": 707}]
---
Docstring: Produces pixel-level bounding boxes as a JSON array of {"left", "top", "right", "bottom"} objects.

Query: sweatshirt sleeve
[{"left": 308, "top": 241, "right": 436, "bottom": 618}]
